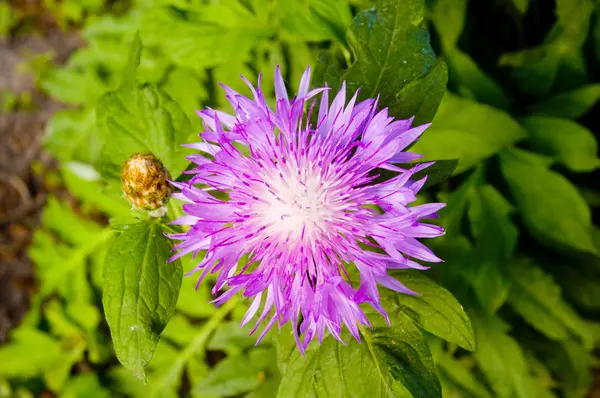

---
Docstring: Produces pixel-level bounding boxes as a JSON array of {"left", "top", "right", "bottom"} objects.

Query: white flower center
[{"left": 253, "top": 164, "right": 339, "bottom": 242}]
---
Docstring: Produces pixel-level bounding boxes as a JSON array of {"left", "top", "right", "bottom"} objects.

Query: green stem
[{"left": 150, "top": 297, "right": 239, "bottom": 395}]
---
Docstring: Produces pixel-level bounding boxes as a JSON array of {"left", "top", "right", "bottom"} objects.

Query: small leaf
[
  {"left": 102, "top": 221, "right": 183, "bottom": 382},
  {"left": 499, "top": 148, "right": 597, "bottom": 255},
  {"left": 389, "top": 270, "right": 476, "bottom": 352},
  {"left": 528, "top": 84, "right": 600, "bottom": 119},
  {"left": 411, "top": 93, "right": 526, "bottom": 174},
  {"left": 277, "top": 311, "right": 441, "bottom": 398},
  {"left": 521, "top": 116, "right": 600, "bottom": 172}
]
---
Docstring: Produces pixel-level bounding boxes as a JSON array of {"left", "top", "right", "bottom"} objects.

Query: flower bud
[{"left": 121, "top": 153, "right": 172, "bottom": 213}]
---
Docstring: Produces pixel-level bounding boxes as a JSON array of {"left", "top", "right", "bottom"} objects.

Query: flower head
[
  {"left": 121, "top": 152, "right": 172, "bottom": 213},
  {"left": 170, "top": 66, "right": 445, "bottom": 353}
]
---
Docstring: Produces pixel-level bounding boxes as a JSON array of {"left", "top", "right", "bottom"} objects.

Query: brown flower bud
[{"left": 121, "top": 153, "right": 172, "bottom": 213}]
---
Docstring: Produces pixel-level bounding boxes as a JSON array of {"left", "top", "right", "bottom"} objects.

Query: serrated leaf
[
  {"left": 96, "top": 34, "right": 192, "bottom": 181},
  {"left": 277, "top": 311, "right": 441, "bottom": 398},
  {"left": 521, "top": 116, "right": 600, "bottom": 172},
  {"left": 466, "top": 185, "right": 516, "bottom": 311},
  {"left": 528, "top": 84, "right": 600, "bottom": 119},
  {"left": 499, "top": 148, "right": 597, "bottom": 255},
  {"left": 102, "top": 221, "right": 183, "bottom": 382},
  {"left": 411, "top": 93, "right": 526, "bottom": 174},
  {"left": 389, "top": 270, "right": 475, "bottom": 352},
  {"left": 315, "top": 0, "right": 446, "bottom": 125},
  {"left": 507, "top": 258, "right": 597, "bottom": 349}
]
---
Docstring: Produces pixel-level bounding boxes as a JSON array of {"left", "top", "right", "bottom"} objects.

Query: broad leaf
[
  {"left": 96, "top": 33, "right": 192, "bottom": 181},
  {"left": 528, "top": 84, "right": 600, "bottom": 119},
  {"left": 388, "top": 270, "right": 476, "bottom": 352},
  {"left": 315, "top": 0, "right": 447, "bottom": 125},
  {"left": 277, "top": 311, "right": 441, "bottom": 398},
  {"left": 102, "top": 221, "right": 183, "bottom": 382},
  {"left": 499, "top": 148, "right": 597, "bottom": 255},
  {"left": 521, "top": 116, "right": 600, "bottom": 172},
  {"left": 411, "top": 93, "right": 526, "bottom": 174}
]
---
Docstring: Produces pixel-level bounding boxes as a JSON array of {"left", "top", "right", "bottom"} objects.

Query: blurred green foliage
[{"left": 0, "top": 0, "right": 600, "bottom": 397}]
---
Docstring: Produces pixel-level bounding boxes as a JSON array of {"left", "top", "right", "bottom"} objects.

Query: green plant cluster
[{"left": 0, "top": 0, "right": 599, "bottom": 397}]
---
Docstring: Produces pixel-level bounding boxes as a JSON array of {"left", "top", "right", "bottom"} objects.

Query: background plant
[{"left": 0, "top": 0, "right": 599, "bottom": 397}]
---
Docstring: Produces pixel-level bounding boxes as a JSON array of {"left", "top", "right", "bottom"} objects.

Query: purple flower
[{"left": 170, "top": 66, "right": 445, "bottom": 353}]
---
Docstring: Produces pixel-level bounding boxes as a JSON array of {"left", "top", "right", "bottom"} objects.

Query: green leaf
[
  {"left": 447, "top": 49, "right": 511, "bottom": 110},
  {"left": 521, "top": 116, "right": 600, "bottom": 172},
  {"left": 555, "top": 264, "right": 600, "bottom": 312},
  {"left": 411, "top": 159, "right": 458, "bottom": 188},
  {"left": 466, "top": 185, "right": 516, "bottom": 311},
  {"left": 411, "top": 93, "right": 526, "bottom": 174},
  {"left": 43, "top": 107, "right": 103, "bottom": 165},
  {"left": 102, "top": 221, "right": 183, "bottom": 382},
  {"left": 506, "top": 258, "right": 597, "bottom": 349},
  {"left": 511, "top": 0, "right": 530, "bottom": 14},
  {"left": 436, "top": 351, "right": 493, "bottom": 398},
  {"left": 140, "top": 4, "right": 273, "bottom": 71},
  {"left": 471, "top": 311, "right": 538, "bottom": 398},
  {"left": 498, "top": 0, "right": 593, "bottom": 97},
  {"left": 538, "top": 340, "right": 594, "bottom": 398},
  {"left": 277, "top": 311, "right": 441, "bottom": 398},
  {"left": 278, "top": 0, "right": 352, "bottom": 43},
  {"left": 194, "top": 349, "right": 273, "bottom": 396},
  {"left": 0, "top": 3, "right": 15, "bottom": 37},
  {"left": 316, "top": 0, "right": 447, "bottom": 125},
  {"left": 394, "top": 61, "right": 449, "bottom": 126},
  {"left": 431, "top": 0, "right": 467, "bottom": 51},
  {"left": 96, "top": 34, "right": 192, "bottom": 181},
  {"left": 389, "top": 270, "right": 476, "bottom": 352},
  {"left": 499, "top": 148, "right": 597, "bottom": 255},
  {"left": 176, "top": 273, "right": 216, "bottom": 319},
  {"left": 528, "top": 84, "right": 600, "bottom": 119},
  {"left": 0, "top": 328, "right": 62, "bottom": 378},
  {"left": 207, "top": 322, "right": 257, "bottom": 354},
  {"left": 61, "top": 374, "right": 111, "bottom": 398}
]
